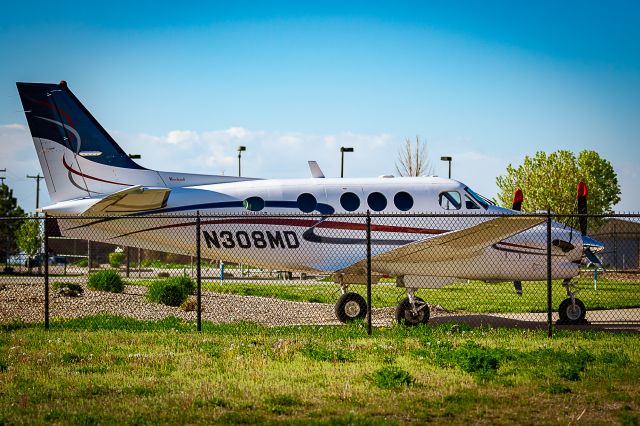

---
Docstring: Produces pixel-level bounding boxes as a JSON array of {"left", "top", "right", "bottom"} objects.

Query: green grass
[
  {"left": 0, "top": 315, "right": 638, "bottom": 424},
  {"left": 185, "top": 276, "right": 640, "bottom": 313}
]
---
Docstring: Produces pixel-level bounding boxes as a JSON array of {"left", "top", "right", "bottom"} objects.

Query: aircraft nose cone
[{"left": 582, "top": 235, "right": 605, "bottom": 253}]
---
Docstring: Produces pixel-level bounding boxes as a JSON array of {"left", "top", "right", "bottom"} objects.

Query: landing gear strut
[
  {"left": 558, "top": 279, "right": 587, "bottom": 325},
  {"left": 395, "top": 288, "right": 430, "bottom": 326}
]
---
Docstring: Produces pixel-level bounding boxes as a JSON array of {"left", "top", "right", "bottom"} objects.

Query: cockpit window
[
  {"left": 464, "top": 195, "right": 481, "bottom": 210},
  {"left": 439, "top": 191, "right": 461, "bottom": 210},
  {"left": 464, "top": 187, "right": 491, "bottom": 209}
]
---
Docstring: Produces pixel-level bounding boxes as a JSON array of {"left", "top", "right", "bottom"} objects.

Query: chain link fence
[{"left": 1, "top": 213, "right": 639, "bottom": 334}]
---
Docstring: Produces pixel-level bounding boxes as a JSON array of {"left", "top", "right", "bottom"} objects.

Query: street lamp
[
  {"left": 237, "top": 146, "right": 246, "bottom": 177},
  {"left": 340, "top": 147, "right": 354, "bottom": 178},
  {"left": 440, "top": 156, "right": 452, "bottom": 179}
]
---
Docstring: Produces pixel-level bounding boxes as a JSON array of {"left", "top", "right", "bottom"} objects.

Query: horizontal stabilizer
[{"left": 82, "top": 185, "right": 170, "bottom": 215}]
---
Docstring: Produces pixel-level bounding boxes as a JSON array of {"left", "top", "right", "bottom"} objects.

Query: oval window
[
  {"left": 340, "top": 192, "right": 360, "bottom": 212},
  {"left": 297, "top": 193, "right": 317, "bottom": 213},
  {"left": 243, "top": 196, "right": 265, "bottom": 212},
  {"left": 367, "top": 192, "right": 387, "bottom": 211},
  {"left": 394, "top": 192, "right": 414, "bottom": 211}
]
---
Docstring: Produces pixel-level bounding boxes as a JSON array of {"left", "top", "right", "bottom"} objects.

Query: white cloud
[{"left": 166, "top": 130, "right": 199, "bottom": 145}]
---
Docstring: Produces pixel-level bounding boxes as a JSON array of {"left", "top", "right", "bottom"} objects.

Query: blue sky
[{"left": 1, "top": 1, "right": 638, "bottom": 211}]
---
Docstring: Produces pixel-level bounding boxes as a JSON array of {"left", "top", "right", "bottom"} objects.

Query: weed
[
  {"left": 265, "top": 394, "right": 303, "bottom": 414},
  {"left": 61, "top": 352, "right": 83, "bottom": 364},
  {"left": 87, "top": 270, "right": 124, "bottom": 293},
  {"left": 620, "top": 406, "right": 639, "bottom": 426},
  {"left": 600, "top": 350, "right": 630, "bottom": 366},
  {"left": 301, "top": 342, "right": 354, "bottom": 363},
  {"left": 370, "top": 365, "right": 414, "bottom": 389},
  {"left": 543, "top": 383, "right": 572, "bottom": 394}
]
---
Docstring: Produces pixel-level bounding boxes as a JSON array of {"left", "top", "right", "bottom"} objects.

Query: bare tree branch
[{"left": 395, "top": 136, "right": 432, "bottom": 177}]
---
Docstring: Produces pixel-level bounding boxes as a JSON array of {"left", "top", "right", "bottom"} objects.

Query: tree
[
  {"left": 0, "top": 183, "right": 25, "bottom": 264},
  {"left": 16, "top": 213, "right": 41, "bottom": 272},
  {"left": 495, "top": 150, "right": 620, "bottom": 226},
  {"left": 395, "top": 136, "right": 433, "bottom": 177}
]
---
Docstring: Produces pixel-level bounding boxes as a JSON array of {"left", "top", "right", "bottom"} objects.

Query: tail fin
[
  {"left": 16, "top": 81, "right": 163, "bottom": 203},
  {"left": 17, "top": 81, "right": 258, "bottom": 205}
]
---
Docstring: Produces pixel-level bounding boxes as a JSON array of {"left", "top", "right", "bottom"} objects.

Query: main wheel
[
  {"left": 395, "top": 297, "right": 430, "bottom": 326},
  {"left": 558, "top": 298, "right": 587, "bottom": 324},
  {"left": 335, "top": 292, "right": 367, "bottom": 322}
]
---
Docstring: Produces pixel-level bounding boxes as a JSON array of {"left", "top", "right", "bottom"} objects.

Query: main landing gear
[
  {"left": 395, "top": 288, "right": 430, "bottom": 326},
  {"left": 335, "top": 292, "right": 367, "bottom": 322},
  {"left": 333, "top": 282, "right": 430, "bottom": 326},
  {"left": 558, "top": 279, "right": 588, "bottom": 325}
]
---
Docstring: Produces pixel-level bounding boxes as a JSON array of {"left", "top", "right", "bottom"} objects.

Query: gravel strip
[{"left": 0, "top": 280, "right": 395, "bottom": 326}]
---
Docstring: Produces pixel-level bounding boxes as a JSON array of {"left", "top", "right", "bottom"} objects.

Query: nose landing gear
[{"left": 558, "top": 279, "right": 588, "bottom": 325}]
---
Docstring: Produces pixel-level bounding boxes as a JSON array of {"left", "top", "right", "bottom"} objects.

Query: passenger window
[
  {"left": 465, "top": 195, "right": 481, "bottom": 210},
  {"left": 367, "top": 192, "right": 387, "bottom": 211},
  {"left": 243, "top": 196, "right": 265, "bottom": 211},
  {"left": 340, "top": 192, "right": 360, "bottom": 211},
  {"left": 439, "top": 191, "right": 461, "bottom": 210},
  {"left": 393, "top": 192, "right": 414, "bottom": 211},
  {"left": 297, "top": 193, "right": 317, "bottom": 213}
]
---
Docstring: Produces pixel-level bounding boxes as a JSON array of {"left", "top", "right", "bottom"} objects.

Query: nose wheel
[{"left": 557, "top": 279, "right": 588, "bottom": 325}]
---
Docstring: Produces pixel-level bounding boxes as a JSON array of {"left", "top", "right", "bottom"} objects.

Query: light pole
[
  {"left": 440, "top": 156, "right": 452, "bottom": 179},
  {"left": 340, "top": 147, "right": 354, "bottom": 178},
  {"left": 237, "top": 146, "right": 246, "bottom": 177}
]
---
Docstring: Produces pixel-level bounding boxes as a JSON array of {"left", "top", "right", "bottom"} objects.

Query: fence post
[
  {"left": 44, "top": 214, "right": 49, "bottom": 330},
  {"left": 546, "top": 210, "right": 552, "bottom": 338},
  {"left": 366, "top": 210, "right": 372, "bottom": 336},
  {"left": 196, "top": 211, "right": 202, "bottom": 332}
]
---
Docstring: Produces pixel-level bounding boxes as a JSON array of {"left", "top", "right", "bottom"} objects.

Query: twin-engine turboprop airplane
[{"left": 16, "top": 81, "right": 604, "bottom": 325}]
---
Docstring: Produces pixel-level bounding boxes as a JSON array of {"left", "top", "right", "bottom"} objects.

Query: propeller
[
  {"left": 577, "top": 180, "right": 588, "bottom": 235},
  {"left": 512, "top": 188, "right": 524, "bottom": 295},
  {"left": 512, "top": 188, "right": 523, "bottom": 211}
]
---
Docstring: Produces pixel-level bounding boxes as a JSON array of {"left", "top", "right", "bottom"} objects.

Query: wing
[
  {"left": 338, "top": 215, "right": 545, "bottom": 275},
  {"left": 82, "top": 185, "right": 171, "bottom": 215}
]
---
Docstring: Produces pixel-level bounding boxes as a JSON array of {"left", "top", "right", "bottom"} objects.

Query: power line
[{"left": 26, "top": 173, "right": 44, "bottom": 210}]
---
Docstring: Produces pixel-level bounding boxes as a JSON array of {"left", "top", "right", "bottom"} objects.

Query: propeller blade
[
  {"left": 512, "top": 188, "right": 523, "bottom": 211},
  {"left": 577, "top": 181, "right": 588, "bottom": 235}
]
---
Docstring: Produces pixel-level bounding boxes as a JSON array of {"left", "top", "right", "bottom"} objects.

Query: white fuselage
[{"left": 47, "top": 176, "right": 582, "bottom": 283}]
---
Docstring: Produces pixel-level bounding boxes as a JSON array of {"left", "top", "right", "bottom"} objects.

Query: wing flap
[{"left": 82, "top": 185, "right": 171, "bottom": 215}]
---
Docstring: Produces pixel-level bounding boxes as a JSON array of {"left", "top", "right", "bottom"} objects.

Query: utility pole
[
  {"left": 27, "top": 173, "right": 44, "bottom": 210},
  {"left": 0, "top": 168, "right": 5, "bottom": 186}
]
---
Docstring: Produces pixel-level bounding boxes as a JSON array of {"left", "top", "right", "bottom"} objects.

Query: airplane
[{"left": 15, "top": 81, "right": 605, "bottom": 326}]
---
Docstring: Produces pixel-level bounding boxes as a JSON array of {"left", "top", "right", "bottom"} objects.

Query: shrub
[
  {"left": 370, "top": 365, "right": 414, "bottom": 389},
  {"left": 108, "top": 252, "right": 125, "bottom": 268},
  {"left": 87, "top": 270, "right": 124, "bottom": 293},
  {"left": 146, "top": 276, "right": 194, "bottom": 307}
]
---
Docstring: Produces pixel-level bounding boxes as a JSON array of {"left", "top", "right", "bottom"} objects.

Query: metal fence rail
[{"left": 1, "top": 212, "right": 638, "bottom": 335}]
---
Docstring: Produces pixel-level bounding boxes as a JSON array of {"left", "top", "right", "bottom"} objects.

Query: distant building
[{"left": 591, "top": 219, "right": 640, "bottom": 270}]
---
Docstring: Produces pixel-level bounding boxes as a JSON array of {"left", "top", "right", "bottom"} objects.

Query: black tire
[
  {"left": 335, "top": 292, "right": 367, "bottom": 323},
  {"left": 558, "top": 298, "right": 587, "bottom": 324},
  {"left": 395, "top": 297, "right": 430, "bottom": 326}
]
